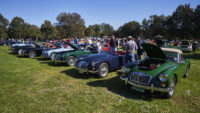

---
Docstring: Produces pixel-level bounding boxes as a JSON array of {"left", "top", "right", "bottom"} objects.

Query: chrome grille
[
  {"left": 139, "top": 76, "right": 150, "bottom": 84},
  {"left": 130, "top": 72, "right": 151, "bottom": 85},
  {"left": 132, "top": 74, "right": 139, "bottom": 81}
]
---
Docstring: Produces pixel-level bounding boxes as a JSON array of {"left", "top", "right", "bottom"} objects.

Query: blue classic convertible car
[{"left": 75, "top": 51, "right": 126, "bottom": 78}]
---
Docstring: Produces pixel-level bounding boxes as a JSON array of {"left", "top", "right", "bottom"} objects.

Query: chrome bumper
[
  {"left": 54, "top": 59, "right": 65, "bottom": 63},
  {"left": 120, "top": 76, "right": 171, "bottom": 93},
  {"left": 75, "top": 67, "right": 98, "bottom": 74}
]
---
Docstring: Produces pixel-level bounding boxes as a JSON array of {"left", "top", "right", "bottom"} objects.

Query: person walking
[
  {"left": 109, "top": 35, "right": 116, "bottom": 52},
  {"left": 192, "top": 40, "right": 198, "bottom": 54},
  {"left": 135, "top": 37, "right": 144, "bottom": 60},
  {"left": 125, "top": 36, "right": 138, "bottom": 63},
  {"left": 96, "top": 40, "right": 102, "bottom": 53}
]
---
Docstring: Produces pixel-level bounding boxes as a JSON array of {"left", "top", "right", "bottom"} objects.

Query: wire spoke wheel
[{"left": 98, "top": 63, "right": 109, "bottom": 78}]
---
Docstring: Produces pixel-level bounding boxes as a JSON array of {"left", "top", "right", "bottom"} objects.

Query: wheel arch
[{"left": 173, "top": 73, "right": 178, "bottom": 84}]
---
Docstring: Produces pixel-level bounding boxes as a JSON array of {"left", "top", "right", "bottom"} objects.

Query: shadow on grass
[
  {"left": 36, "top": 57, "right": 50, "bottom": 61},
  {"left": 184, "top": 53, "right": 200, "bottom": 60},
  {"left": 87, "top": 75, "right": 166, "bottom": 100},
  {"left": 60, "top": 68, "right": 97, "bottom": 79},
  {"left": 8, "top": 52, "right": 16, "bottom": 55},
  {"left": 40, "top": 61, "right": 68, "bottom": 67},
  {"left": 16, "top": 55, "right": 29, "bottom": 58}
]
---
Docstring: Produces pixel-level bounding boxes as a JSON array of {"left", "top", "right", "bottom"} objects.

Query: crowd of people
[{"left": 1, "top": 35, "right": 199, "bottom": 63}]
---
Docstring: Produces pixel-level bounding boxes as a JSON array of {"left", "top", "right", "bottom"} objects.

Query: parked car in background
[
  {"left": 11, "top": 43, "right": 35, "bottom": 54},
  {"left": 42, "top": 42, "right": 77, "bottom": 60},
  {"left": 120, "top": 43, "right": 190, "bottom": 98},
  {"left": 181, "top": 40, "right": 193, "bottom": 52},
  {"left": 18, "top": 43, "right": 58, "bottom": 58},
  {"left": 0, "top": 40, "right": 5, "bottom": 45},
  {"left": 75, "top": 51, "right": 126, "bottom": 78},
  {"left": 102, "top": 43, "right": 110, "bottom": 52},
  {"left": 53, "top": 43, "right": 97, "bottom": 66}
]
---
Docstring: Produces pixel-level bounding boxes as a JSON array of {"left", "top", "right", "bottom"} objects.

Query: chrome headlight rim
[
  {"left": 121, "top": 66, "right": 127, "bottom": 73},
  {"left": 159, "top": 74, "right": 168, "bottom": 82},
  {"left": 91, "top": 61, "right": 96, "bottom": 67}
]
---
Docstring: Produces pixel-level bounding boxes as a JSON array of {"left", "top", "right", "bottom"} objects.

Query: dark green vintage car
[
  {"left": 53, "top": 44, "right": 97, "bottom": 66},
  {"left": 120, "top": 43, "right": 190, "bottom": 98}
]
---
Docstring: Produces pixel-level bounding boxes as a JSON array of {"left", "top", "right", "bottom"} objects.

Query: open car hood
[{"left": 141, "top": 43, "right": 167, "bottom": 60}]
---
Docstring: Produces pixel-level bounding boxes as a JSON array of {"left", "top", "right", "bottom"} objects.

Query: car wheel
[
  {"left": 184, "top": 68, "right": 189, "bottom": 78},
  {"left": 67, "top": 56, "right": 76, "bottom": 66},
  {"left": 163, "top": 76, "right": 176, "bottom": 98},
  {"left": 98, "top": 63, "right": 109, "bottom": 78},
  {"left": 50, "top": 53, "right": 56, "bottom": 60},
  {"left": 18, "top": 49, "right": 23, "bottom": 55},
  {"left": 28, "top": 51, "right": 36, "bottom": 58}
]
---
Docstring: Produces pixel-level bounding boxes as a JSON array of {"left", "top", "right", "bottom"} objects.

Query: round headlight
[
  {"left": 121, "top": 67, "right": 127, "bottom": 73},
  {"left": 91, "top": 61, "right": 96, "bottom": 67},
  {"left": 159, "top": 74, "right": 168, "bottom": 82}
]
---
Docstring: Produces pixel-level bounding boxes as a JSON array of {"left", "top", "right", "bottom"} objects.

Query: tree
[
  {"left": 28, "top": 25, "right": 42, "bottom": 40},
  {"left": 141, "top": 18, "right": 151, "bottom": 37},
  {"left": 193, "top": 5, "right": 200, "bottom": 39},
  {"left": 92, "top": 24, "right": 101, "bottom": 37},
  {"left": 171, "top": 4, "right": 194, "bottom": 39},
  {"left": 56, "top": 12, "right": 86, "bottom": 38},
  {"left": 8, "top": 17, "right": 25, "bottom": 39},
  {"left": 0, "top": 13, "right": 9, "bottom": 39},
  {"left": 100, "top": 23, "right": 114, "bottom": 36},
  {"left": 148, "top": 15, "right": 167, "bottom": 37},
  {"left": 85, "top": 25, "right": 95, "bottom": 37},
  {"left": 41, "top": 20, "right": 59, "bottom": 40},
  {"left": 117, "top": 21, "right": 141, "bottom": 37}
]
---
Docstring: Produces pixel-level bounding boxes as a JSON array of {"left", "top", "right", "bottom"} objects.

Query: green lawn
[{"left": 0, "top": 46, "right": 200, "bottom": 113}]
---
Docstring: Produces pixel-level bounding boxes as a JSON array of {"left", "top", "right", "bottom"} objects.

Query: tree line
[{"left": 0, "top": 4, "right": 199, "bottom": 40}]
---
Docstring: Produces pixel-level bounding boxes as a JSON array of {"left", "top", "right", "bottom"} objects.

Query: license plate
[{"left": 131, "top": 87, "right": 145, "bottom": 93}]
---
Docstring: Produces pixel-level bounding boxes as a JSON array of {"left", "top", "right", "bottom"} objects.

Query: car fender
[
  {"left": 95, "top": 56, "right": 119, "bottom": 71},
  {"left": 159, "top": 63, "right": 185, "bottom": 87}
]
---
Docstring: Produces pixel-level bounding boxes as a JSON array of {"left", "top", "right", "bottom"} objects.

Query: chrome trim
[
  {"left": 75, "top": 67, "right": 98, "bottom": 74},
  {"left": 54, "top": 59, "right": 66, "bottom": 64},
  {"left": 129, "top": 72, "right": 152, "bottom": 85},
  {"left": 120, "top": 76, "right": 171, "bottom": 93}
]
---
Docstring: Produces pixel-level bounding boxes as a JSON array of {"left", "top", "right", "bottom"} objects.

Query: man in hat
[{"left": 125, "top": 36, "right": 138, "bottom": 63}]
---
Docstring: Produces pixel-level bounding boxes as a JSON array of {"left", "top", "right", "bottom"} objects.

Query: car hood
[
  {"left": 142, "top": 43, "right": 167, "bottom": 60},
  {"left": 77, "top": 52, "right": 114, "bottom": 63},
  {"left": 48, "top": 48, "right": 75, "bottom": 54},
  {"left": 12, "top": 44, "right": 26, "bottom": 47},
  {"left": 129, "top": 60, "right": 176, "bottom": 78}
]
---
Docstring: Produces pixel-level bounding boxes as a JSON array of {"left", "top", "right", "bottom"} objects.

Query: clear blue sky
[{"left": 1, "top": 0, "right": 199, "bottom": 30}]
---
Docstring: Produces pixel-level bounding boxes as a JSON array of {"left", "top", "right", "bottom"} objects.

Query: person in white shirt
[
  {"left": 88, "top": 38, "right": 92, "bottom": 44},
  {"left": 96, "top": 40, "right": 102, "bottom": 53}
]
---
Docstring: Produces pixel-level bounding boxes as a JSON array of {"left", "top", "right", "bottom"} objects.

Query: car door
[{"left": 176, "top": 54, "right": 187, "bottom": 77}]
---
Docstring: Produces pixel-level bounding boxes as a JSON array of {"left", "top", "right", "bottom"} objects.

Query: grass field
[{"left": 0, "top": 46, "right": 200, "bottom": 113}]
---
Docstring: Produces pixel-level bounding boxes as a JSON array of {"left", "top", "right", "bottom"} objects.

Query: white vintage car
[
  {"left": 42, "top": 43, "right": 77, "bottom": 60},
  {"left": 181, "top": 40, "right": 193, "bottom": 52}
]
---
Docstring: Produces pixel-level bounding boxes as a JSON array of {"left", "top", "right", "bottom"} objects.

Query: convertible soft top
[{"left": 161, "top": 48, "right": 182, "bottom": 54}]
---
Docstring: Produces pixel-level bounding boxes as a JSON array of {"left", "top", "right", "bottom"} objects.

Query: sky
[{"left": 1, "top": 0, "right": 200, "bottom": 30}]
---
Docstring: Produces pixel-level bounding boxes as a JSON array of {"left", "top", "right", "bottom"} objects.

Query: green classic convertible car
[
  {"left": 53, "top": 44, "right": 97, "bottom": 66},
  {"left": 120, "top": 43, "right": 190, "bottom": 98}
]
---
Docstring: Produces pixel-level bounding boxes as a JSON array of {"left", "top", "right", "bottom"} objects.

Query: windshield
[
  {"left": 163, "top": 51, "right": 177, "bottom": 62},
  {"left": 181, "top": 41, "right": 190, "bottom": 45}
]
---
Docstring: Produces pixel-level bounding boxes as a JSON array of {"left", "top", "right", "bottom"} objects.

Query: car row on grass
[{"left": 9, "top": 42, "right": 190, "bottom": 98}]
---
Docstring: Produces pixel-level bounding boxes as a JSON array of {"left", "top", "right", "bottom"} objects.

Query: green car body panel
[
  {"left": 63, "top": 50, "right": 92, "bottom": 62},
  {"left": 120, "top": 43, "right": 190, "bottom": 97}
]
